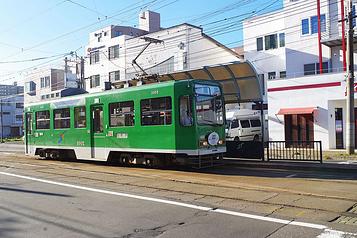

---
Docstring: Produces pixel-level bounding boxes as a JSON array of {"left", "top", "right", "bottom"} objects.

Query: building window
[
  {"left": 56, "top": 92, "right": 60, "bottom": 97},
  {"left": 15, "top": 103, "right": 23, "bottom": 108},
  {"left": 109, "top": 70, "right": 120, "bottom": 81},
  {"left": 268, "top": 72, "right": 276, "bottom": 80},
  {"left": 304, "top": 63, "right": 316, "bottom": 75},
  {"left": 141, "top": 97, "right": 172, "bottom": 126},
  {"left": 114, "top": 31, "right": 122, "bottom": 37},
  {"left": 74, "top": 106, "right": 86, "bottom": 128},
  {"left": 280, "top": 71, "right": 286, "bottom": 78},
  {"left": 89, "top": 51, "right": 100, "bottom": 64},
  {"left": 16, "top": 115, "right": 22, "bottom": 121},
  {"left": 304, "top": 62, "right": 329, "bottom": 75},
  {"left": 108, "top": 45, "right": 119, "bottom": 60},
  {"left": 310, "top": 16, "right": 318, "bottom": 34},
  {"left": 109, "top": 101, "right": 135, "bottom": 127},
  {"left": 310, "top": 14, "right": 326, "bottom": 35},
  {"left": 256, "top": 37, "right": 263, "bottom": 51},
  {"left": 90, "top": 75, "right": 100, "bottom": 88},
  {"left": 54, "top": 108, "right": 70, "bottom": 129},
  {"left": 36, "top": 110, "right": 50, "bottom": 129},
  {"left": 302, "top": 18, "right": 309, "bottom": 35},
  {"left": 264, "top": 34, "right": 277, "bottom": 50},
  {"left": 279, "top": 33, "right": 285, "bottom": 47},
  {"left": 317, "top": 62, "right": 329, "bottom": 74},
  {"left": 41, "top": 95, "right": 45, "bottom": 100},
  {"left": 40, "top": 76, "right": 50, "bottom": 88}
]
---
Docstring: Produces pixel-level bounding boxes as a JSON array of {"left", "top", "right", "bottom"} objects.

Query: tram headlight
[
  {"left": 202, "top": 141, "right": 208, "bottom": 146},
  {"left": 218, "top": 139, "right": 224, "bottom": 145}
]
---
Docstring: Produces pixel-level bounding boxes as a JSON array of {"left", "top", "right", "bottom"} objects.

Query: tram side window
[
  {"left": 36, "top": 110, "right": 50, "bottom": 129},
  {"left": 74, "top": 106, "right": 86, "bottom": 128},
  {"left": 109, "top": 101, "right": 134, "bottom": 127},
  {"left": 180, "top": 96, "right": 192, "bottom": 126},
  {"left": 141, "top": 97, "right": 172, "bottom": 126},
  {"left": 54, "top": 108, "right": 70, "bottom": 129}
]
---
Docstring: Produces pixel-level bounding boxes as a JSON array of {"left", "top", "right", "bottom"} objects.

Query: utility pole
[
  {"left": 346, "top": 0, "right": 355, "bottom": 154},
  {"left": 80, "top": 56, "right": 84, "bottom": 89},
  {"left": 64, "top": 57, "right": 68, "bottom": 88},
  {"left": 0, "top": 99, "right": 3, "bottom": 143}
]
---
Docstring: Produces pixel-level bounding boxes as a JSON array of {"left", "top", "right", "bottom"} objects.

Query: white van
[{"left": 225, "top": 109, "right": 262, "bottom": 142}]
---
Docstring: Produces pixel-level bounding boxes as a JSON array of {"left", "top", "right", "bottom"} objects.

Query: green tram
[{"left": 24, "top": 79, "right": 226, "bottom": 167}]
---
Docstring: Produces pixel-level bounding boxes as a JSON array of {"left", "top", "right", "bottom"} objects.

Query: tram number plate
[
  {"left": 77, "top": 141, "right": 85, "bottom": 146},
  {"left": 151, "top": 90, "right": 159, "bottom": 95},
  {"left": 117, "top": 133, "right": 128, "bottom": 139}
]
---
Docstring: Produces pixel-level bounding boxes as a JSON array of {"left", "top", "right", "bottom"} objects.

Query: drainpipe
[
  {"left": 317, "top": 0, "right": 323, "bottom": 74},
  {"left": 341, "top": 0, "right": 347, "bottom": 71}
]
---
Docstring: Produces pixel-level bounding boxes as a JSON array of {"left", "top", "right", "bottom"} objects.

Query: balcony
[{"left": 321, "top": 18, "right": 357, "bottom": 47}]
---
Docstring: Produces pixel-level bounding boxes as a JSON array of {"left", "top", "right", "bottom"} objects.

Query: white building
[
  {"left": 243, "top": 0, "right": 357, "bottom": 149},
  {"left": 84, "top": 10, "right": 242, "bottom": 93},
  {"left": 24, "top": 68, "right": 80, "bottom": 104},
  {"left": 0, "top": 83, "right": 24, "bottom": 138}
]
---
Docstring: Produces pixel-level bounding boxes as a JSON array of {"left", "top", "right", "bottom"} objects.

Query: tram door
[
  {"left": 25, "top": 112, "right": 33, "bottom": 154},
  {"left": 90, "top": 105, "right": 106, "bottom": 159}
]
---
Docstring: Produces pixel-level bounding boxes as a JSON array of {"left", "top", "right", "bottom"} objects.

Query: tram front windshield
[{"left": 195, "top": 84, "right": 224, "bottom": 126}]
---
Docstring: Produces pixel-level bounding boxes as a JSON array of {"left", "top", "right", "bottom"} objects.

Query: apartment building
[
  {"left": 84, "top": 10, "right": 242, "bottom": 93},
  {"left": 243, "top": 0, "right": 357, "bottom": 149},
  {"left": 24, "top": 68, "right": 83, "bottom": 104}
]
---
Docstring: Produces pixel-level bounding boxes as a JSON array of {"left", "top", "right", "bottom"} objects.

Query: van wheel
[
  {"left": 253, "top": 135, "right": 259, "bottom": 142},
  {"left": 234, "top": 137, "right": 240, "bottom": 142}
]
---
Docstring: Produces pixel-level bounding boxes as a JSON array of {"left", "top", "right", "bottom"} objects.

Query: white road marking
[
  {"left": 0, "top": 171, "right": 355, "bottom": 237},
  {"left": 317, "top": 229, "right": 357, "bottom": 238},
  {"left": 286, "top": 174, "right": 297, "bottom": 178}
]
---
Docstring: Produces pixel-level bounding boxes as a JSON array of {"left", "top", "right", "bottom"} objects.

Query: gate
[{"left": 266, "top": 141, "right": 322, "bottom": 163}]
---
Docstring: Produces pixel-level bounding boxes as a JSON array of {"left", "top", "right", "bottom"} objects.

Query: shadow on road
[{"left": 0, "top": 186, "right": 72, "bottom": 197}]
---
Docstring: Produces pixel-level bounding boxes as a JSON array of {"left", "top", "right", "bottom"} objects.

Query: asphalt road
[
  {"left": 0, "top": 143, "right": 357, "bottom": 237},
  {"left": 0, "top": 171, "right": 330, "bottom": 238}
]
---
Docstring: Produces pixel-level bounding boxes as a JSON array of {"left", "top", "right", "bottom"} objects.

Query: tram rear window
[
  {"left": 54, "top": 108, "right": 70, "bottom": 129},
  {"left": 109, "top": 101, "right": 134, "bottom": 127},
  {"left": 141, "top": 97, "right": 172, "bottom": 126},
  {"left": 36, "top": 110, "right": 50, "bottom": 129}
]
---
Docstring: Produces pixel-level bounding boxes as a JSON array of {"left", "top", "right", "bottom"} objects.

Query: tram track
[
  {"left": 0, "top": 155, "right": 356, "bottom": 201},
  {"left": 1, "top": 155, "right": 357, "bottom": 201},
  {"left": 0, "top": 154, "right": 357, "bottom": 225}
]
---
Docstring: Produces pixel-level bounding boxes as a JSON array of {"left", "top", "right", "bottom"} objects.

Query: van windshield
[{"left": 195, "top": 84, "right": 224, "bottom": 126}]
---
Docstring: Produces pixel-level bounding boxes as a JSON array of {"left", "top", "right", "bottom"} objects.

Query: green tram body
[{"left": 24, "top": 79, "right": 226, "bottom": 165}]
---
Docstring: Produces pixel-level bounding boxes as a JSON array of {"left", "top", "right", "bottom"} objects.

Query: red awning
[{"left": 277, "top": 107, "right": 316, "bottom": 115}]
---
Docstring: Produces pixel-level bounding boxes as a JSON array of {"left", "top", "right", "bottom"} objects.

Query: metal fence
[{"left": 266, "top": 141, "right": 322, "bottom": 163}]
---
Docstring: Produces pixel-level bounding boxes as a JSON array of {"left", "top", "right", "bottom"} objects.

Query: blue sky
[{"left": 0, "top": 0, "right": 282, "bottom": 85}]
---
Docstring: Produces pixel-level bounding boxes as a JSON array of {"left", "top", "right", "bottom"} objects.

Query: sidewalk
[{"left": 223, "top": 157, "right": 357, "bottom": 172}]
